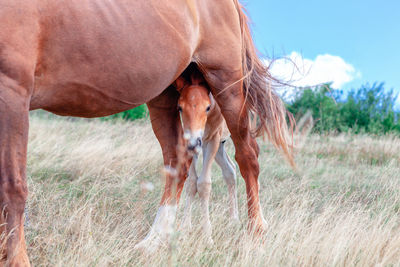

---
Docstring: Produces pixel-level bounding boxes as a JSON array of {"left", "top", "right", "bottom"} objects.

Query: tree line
[
  {"left": 287, "top": 83, "right": 400, "bottom": 134},
  {"left": 106, "top": 82, "right": 400, "bottom": 135}
]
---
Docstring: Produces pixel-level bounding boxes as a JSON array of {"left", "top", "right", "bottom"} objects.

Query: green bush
[
  {"left": 102, "top": 105, "right": 148, "bottom": 121},
  {"left": 287, "top": 83, "right": 400, "bottom": 134}
]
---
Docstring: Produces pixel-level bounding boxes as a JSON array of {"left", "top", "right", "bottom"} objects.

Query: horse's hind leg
[
  {"left": 200, "top": 64, "right": 266, "bottom": 234},
  {"left": 135, "top": 87, "right": 190, "bottom": 252},
  {"left": 215, "top": 141, "right": 239, "bottom": 221}
]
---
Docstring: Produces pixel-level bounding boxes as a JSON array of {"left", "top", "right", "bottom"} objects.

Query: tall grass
[{"left": 25, "top": 112, "right": 400, "bottom": 266}]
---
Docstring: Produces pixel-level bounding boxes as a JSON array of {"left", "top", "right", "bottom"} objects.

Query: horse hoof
[{"left": 248, "top": 219, "right": 267, "bottom": 236}]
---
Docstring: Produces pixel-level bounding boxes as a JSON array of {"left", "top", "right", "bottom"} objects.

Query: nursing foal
[{"left": 174, "top": 70, "right": 239, "bottom": 243}]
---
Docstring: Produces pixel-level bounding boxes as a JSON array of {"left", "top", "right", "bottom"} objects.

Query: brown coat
[{"left": 203, "top": 95, "right": 230, "bottom": 143}]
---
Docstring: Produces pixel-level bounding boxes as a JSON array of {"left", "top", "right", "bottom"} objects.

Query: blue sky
[{"left": 244, "top": 0, "right": 400, "bottom": 98}]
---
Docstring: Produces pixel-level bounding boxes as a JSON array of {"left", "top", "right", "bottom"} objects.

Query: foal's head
[{"left": 175, "top": 71, "right": 212, "bottom": 153}]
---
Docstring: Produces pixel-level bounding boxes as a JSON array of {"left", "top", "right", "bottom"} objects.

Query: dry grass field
[{"left": 25, "top": 112, "right": 400, "bottom": 266}]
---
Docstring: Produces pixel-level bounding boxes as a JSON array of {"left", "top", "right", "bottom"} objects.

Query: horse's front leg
[
  {"left": 0, "top": 88, "right": 30, "bottom": 266},
  {"left": 135, "top": 87, "right": 190, "bottom": 252}
]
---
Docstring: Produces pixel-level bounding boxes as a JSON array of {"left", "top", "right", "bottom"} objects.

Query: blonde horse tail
[{"left": 233, "top": 0, "right": 295, "bottom": 167}]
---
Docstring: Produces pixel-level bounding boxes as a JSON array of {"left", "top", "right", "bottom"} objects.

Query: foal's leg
[
  {"left": 215, "top": 141, "right": 239, "bottom": 221},
  {"left": 135, "top": 87, "right": 190, "bottom": 252},
  {"left": 182, "top": 154, "right": 198, "bottom": 231},
  {"left": 197, "top": 136, "right": 219, "bottom": 244}
]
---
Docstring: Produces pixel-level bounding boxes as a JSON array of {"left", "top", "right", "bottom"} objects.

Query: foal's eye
[
  {"left": 178, "top": 106, "right": 182, "bottom": 112},
  {"left": 206, "top": 106, "right": 211, "bottom": 112}
]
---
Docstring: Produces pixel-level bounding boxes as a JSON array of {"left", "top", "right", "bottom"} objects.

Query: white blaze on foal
[{"left": 175, "top": 70, "right": 239, "bottom": 244}]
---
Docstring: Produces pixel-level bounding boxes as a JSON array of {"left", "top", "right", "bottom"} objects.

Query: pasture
[{"left": 26, "top": 112, "right": 400, "bottom": 266}]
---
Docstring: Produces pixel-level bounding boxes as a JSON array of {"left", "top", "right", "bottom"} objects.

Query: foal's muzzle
[{"left": 187, "top": 137, "right": 202, "bottom": 152}]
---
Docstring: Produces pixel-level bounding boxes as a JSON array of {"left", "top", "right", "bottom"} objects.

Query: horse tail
[{"left": 233, "top": 0, "right": 295, "bottom": 167}]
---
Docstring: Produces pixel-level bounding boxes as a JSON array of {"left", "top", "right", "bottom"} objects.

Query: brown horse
[
  {"left": 180, "top": 68, "right": 239, "bottom": 243},
  {"left": 0, "top": 0, "right": 293, "bottom": 265}
]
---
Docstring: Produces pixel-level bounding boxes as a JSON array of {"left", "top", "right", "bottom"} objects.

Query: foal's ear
[
  {"left": 174, "top": 76, "right": 188, "bottom": 93},
  {"left": 190, "top": 69, "right": 206, "bottom": 86},
  {"left": 209, "top": 92, "right": 216, "bottom": 106}
]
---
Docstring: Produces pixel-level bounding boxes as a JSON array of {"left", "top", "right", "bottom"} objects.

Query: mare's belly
[
  {"left": 30, "top": 81, "right": 147, "bottom": 117},
  {"left": 30, "top": 0, "right": 198, "bottom": 117}
]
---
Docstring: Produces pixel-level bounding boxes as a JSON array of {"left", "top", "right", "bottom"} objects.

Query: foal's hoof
[
  {"left": 134, "top": 237, "right": 163, "bottom": 254},
  {"left": 205, "top": 237, "right": 214, "bottom": 247},
  {"left": 179, "top": 220, "right": 193, "bottom": 233},
  {"left": 230, "top": 215, "right": 240, "bottom": 226}
]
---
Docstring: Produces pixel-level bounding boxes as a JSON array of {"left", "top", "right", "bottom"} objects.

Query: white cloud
[{"left": 266, "top": 52, "right": 360, "bottom": 89}]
